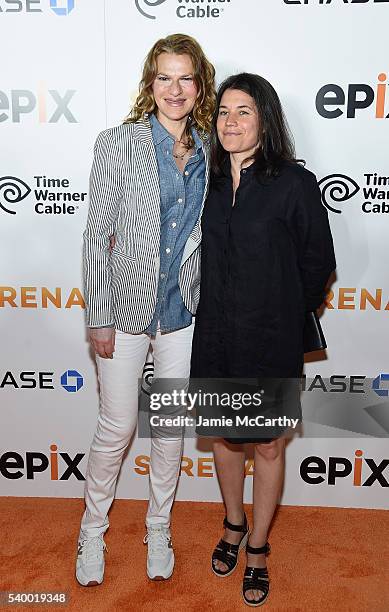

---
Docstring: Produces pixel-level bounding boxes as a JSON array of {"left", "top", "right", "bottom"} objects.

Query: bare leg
[
  {"left": 212, "top": 439, "right": 246, "bottom": 573},
  {"left": 245, "top": 437, "right": 285, "bottom": 603}
]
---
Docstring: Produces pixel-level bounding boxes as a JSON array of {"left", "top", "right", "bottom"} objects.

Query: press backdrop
[{"left": 1, "top": 0, "right": 388, "bottom": 509}]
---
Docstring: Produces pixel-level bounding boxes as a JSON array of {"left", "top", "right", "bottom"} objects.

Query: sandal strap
[
  {"left": 223, "top": 513, "right": 248, "bottom": 533},
  {"left": 214, "top": 539, "right": 240, "bottom": 556},
  {"left": 244, "top": 566, "right": 269, "bottom": 579},
  {"left": 243, "top": 566, "right": 270, "bottom": 599},
  {"left": 212, "top": 539, "right": 240, "bottom": 571},
  {"left": 246, "top": 541, "right": 270, "bottom": 555}
]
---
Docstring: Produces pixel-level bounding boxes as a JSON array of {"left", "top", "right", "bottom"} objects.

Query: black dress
[{"left": 190, "top": 160, "right": 336, "bottom": 442}]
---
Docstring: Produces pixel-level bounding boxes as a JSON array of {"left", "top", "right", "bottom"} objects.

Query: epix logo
[
  {"left": 316, "top": 73, "right": 389, "bottom": 119},
  {"left": 0, "top": 445, "right": 85, "bottom": 480},
  {"left": 0, "top": 86, "right": 77, "bottom": 123},
  {"left": 300, "top": 450, "right": 389, "bottom": 487},
  {"left": 0, "top": 370, "right": 84, "bottom": 392}
]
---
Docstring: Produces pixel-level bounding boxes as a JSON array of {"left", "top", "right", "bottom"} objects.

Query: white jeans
[{"left": 80, "top": 322, "right": 194, "bottom": 538}]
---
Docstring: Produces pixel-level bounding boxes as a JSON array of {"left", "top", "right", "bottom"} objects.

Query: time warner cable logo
[
  {"left": 135, "top": 0, "right": 167, "bottom": 19},
  {"left": 135, "top": 0, "right": 231, "bottom": 19},
  {"left": 0, "top": 177, "right": 30, "bottom": 214},
  {"left": 319, "top": 173, "right": 389, "bottom": 215}
]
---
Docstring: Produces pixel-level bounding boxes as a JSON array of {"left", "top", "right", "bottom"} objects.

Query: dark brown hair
[{"left": 212, "top": 73, "right": 302, "bottom": 178}]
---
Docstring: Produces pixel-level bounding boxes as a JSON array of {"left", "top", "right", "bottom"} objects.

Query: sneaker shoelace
[
  {"left": 143, "top": 529, "right": 171, "bottom": 558},
  {"left": 79, "top": 536, "right": 107, "bottom": 564}
]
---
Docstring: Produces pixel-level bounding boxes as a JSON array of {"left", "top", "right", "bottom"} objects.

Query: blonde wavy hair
[{"left": 125, "top": 34, "right": 216, "bottom": 143}]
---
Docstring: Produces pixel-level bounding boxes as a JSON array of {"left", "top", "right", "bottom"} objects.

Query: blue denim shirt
[{"left": 146, "top": 113, "right": 205, "bottom": 335}]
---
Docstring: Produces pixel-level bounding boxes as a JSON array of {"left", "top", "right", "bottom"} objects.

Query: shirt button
[
  {"left": 160, "top": 273, "right": 165, "bottom": 279},
  {"left": 178, "top": 198, "right": 183, "bottom": 204},
  {"left": 166, "top": 248, "right": 171, "bottom": 254},
  {"left": 172, "top": 222, "right": 177, "bottom": 228},
  {"left": 184, "top": 171, "right": 189, "bottom": 176},
  {"left": 242, "top": 169, "right": 247, "bottom": 174}
]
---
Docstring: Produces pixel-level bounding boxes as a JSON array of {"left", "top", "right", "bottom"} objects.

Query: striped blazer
[{"left": 83, "top": 120, "right": 210, "bottom": 333}]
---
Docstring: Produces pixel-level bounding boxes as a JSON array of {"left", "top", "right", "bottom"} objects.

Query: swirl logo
[
  {"left": 318, "top": 174, "right": 360, "bottom": 214},
  {"left": 135, "top": 0, "right": 168, "bottom": 19},
  {"left": 141, "top": 359, "right": 154, "bottom": 395},
  {"left": 0, "top": 176, "right": 31, "bottom": 215}
]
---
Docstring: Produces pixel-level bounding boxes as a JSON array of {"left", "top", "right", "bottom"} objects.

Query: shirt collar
[
  {"left": 150, "top": 113, "right": 203, "bottom": 152},
  {"left": 220, "top": 155, "right": 256, "bottom": 177}
]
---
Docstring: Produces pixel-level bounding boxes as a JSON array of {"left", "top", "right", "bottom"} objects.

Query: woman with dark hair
[
  {"left": 77, "top": 34, "right": 215, "bottom": 586},
  {"left": 191, "top": 73, "right": 336, "bottom": 606}
]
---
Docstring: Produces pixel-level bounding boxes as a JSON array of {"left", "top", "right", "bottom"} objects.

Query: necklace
[
  {"left": 172, "top": 138, "right": 191, "bottom": 160},
  {"left": 172, "top": 150, "right": 188, "bottom": 160}
]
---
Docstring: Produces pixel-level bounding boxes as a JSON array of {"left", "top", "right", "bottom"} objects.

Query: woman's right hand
[{"left": 89, "top": 327, "right": 116, "bottom": 359}]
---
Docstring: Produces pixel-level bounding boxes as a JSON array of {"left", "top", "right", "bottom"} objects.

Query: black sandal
[
  {"left": 211, "top": 514, "right": 249, "bottom": 577},
  {"left": 242, "top": 541, "right": 271, "bottom": 607}
]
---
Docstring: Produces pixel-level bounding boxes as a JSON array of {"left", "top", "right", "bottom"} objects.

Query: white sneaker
[
  {"left": 76, "top": 534, "right": 107, "bottom": 586},
  {"left": 143, "top": 526, "right": 174, "bottom": 580}
]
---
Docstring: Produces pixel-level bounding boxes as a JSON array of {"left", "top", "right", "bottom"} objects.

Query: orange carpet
[{"left": 0, "top": 498, "right": 388, "bottom": 612}]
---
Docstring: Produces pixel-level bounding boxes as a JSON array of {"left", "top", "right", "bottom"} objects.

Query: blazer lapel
[{"left": 180, "top": 139, "right": 210, "bottom": 266}]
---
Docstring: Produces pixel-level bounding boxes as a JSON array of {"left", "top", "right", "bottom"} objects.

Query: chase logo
[
  {"left": 0, "top": 0, "right": 75, "bottom": 14},
  {"left": 60, "top": 370, "right": 84, "bottom": 393},
  {"left": 372, "top": 373, "right": 389, "bottom": 397},
  {"left": 135, "top": 0, "right": 167, "bottom": 19},
  {"left": 318, "top": 174, "right": 359, "bottom": 214},
  {"left": 50, "top": 0, "right": 74, "bottom": 16},
  {"left": 0, "top": 177, "right": 31, "bottom": 215}
]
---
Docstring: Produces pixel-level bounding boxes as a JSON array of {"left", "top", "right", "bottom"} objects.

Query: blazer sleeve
[
  {"left": 83, "top": 129, "right": 123, "bottom": 327},
  {"left": 289, "top": 170, "right": 336, "bottom": 312}
]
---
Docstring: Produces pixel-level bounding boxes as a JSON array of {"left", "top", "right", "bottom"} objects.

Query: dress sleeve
[
  {"left": 288, "top": 170, "right": 336, "bottom": 312},
  {"left": 82, "top": 129, "right": 123, "bottom": 327}
]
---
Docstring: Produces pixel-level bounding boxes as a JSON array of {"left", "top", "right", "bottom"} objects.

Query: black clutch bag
[{"left": 303, "top": 311, "right": 327, "bottom": 353}]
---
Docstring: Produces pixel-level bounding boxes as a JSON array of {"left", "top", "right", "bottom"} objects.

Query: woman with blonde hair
[{"left": 77, "top": 34, "right": 215, "bottom": 586}]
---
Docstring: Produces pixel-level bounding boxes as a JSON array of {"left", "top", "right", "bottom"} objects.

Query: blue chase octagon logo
[{"left": 61, "top": 370, "right": 84, "bottom": 393}]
